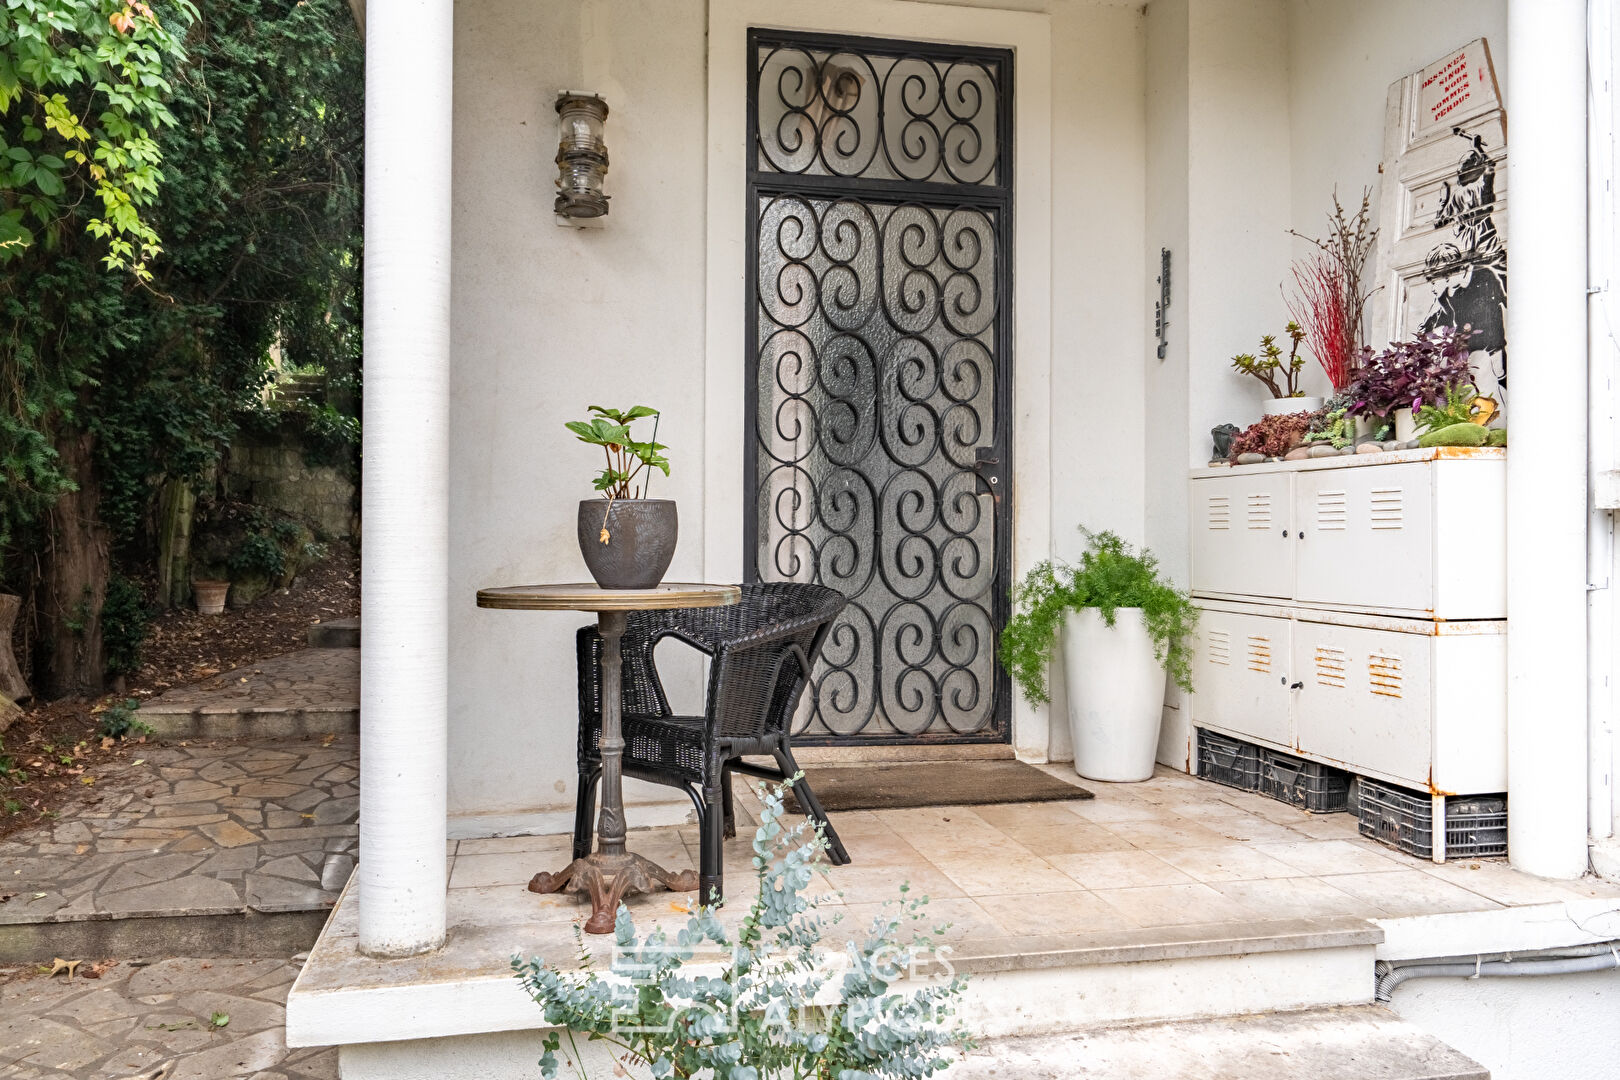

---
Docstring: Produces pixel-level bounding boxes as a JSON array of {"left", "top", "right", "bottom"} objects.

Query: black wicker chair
[{"left": 573, "top": 581, "right": 851, "bottom": 905}]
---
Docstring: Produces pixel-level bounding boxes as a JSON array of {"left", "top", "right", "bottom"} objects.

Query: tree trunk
[
  {"left": 41, "top": 432, "right": 110, "bottom": 698},
  {"left": 155, "top": 477, "right": 196, "bottom": 609},
  {"left": 0, "top": 593, "right": 28, "bottom": 703}
]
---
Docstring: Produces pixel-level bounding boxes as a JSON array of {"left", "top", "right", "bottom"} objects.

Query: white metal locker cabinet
[
  {"left": 1294, "top": 462, "right": 1434, "bottom": 614},
  {"left": 1190, "top": 607, "right": 1293, "bottom": 748},
  {"left": 1189, "top": 471, "right": 1293, "bottom": 599},
  {"left": 1430, "top": 455, "right": 1507, "bottom": 619},
  {"left": 1291, "top": 619, "right": 1434, "bottom": 789}
]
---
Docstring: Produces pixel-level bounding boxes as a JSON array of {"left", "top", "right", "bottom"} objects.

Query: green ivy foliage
[
  {"left": 1001, "top": 530, "right": 1198, "bottom": 705},
  {"left": 99, "top": 572, "right": 147, "bottom": 675},
  {"left": 2, "top": 0, "right": 361, "bottom": 611},
  {"left": 0, "top": 0, "right": 192, "bottom": 280}
]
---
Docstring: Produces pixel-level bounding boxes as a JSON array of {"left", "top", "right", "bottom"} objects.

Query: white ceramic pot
[
  {"left": 1353, "top": 414, "right": 1377, "bottom": 440},
  {"left": 1060, "top": 607, "right": 1168, "bottom": 783},
  {"left": 1393, "top": 407, "right": 1416, "bottom": 443},
  {"left": 1262, "top": 396, "right": 1322, "bottom": 416}
]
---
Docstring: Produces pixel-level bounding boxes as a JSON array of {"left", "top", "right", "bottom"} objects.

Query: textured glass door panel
[{"left": 746, "top": 31, "right": 1013, "bottom": 744}]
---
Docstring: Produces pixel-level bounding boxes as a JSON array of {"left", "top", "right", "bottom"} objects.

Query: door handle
[{"left": 973, "top": 447, "right": 1006, "bottom": 504}]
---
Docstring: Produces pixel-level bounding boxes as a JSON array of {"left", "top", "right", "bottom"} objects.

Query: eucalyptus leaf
[{"left": 513, "top": 781, "right": 972, "bottom": 1078}]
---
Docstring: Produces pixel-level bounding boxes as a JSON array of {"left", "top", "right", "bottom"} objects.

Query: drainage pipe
[
  {"left": 1590, "top": 0, "right": 1619, "bottom": 844},
  {"left": 1375, "top": 943, "right": 1620, "bottom": 1001}
]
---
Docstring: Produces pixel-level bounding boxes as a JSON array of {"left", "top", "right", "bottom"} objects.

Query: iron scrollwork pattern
[{"left": 746, "top": 31, "right": 1013, "bottom": 744}]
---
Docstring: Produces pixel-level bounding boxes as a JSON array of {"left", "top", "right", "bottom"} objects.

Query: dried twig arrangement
[{"left": 1287, "top": 189, "right": 1378, "bottom": 391}]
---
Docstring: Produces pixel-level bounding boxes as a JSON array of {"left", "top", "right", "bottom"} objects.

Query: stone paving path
[
  {"left": 137, "top": 650, "right": 358, "bottom": 738},
  {"left": 0, "top": 737, "right": 357, "bottom": 927},
  {"left": 0, "top": 956, "right": 337, "bottom": 1078}
]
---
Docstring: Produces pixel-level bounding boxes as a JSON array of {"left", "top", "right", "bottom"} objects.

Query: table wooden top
[{"left": 476, "top": 582, "right": 740, "bottom": 612}]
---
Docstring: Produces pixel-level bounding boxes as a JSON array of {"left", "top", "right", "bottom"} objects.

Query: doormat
[{"left": 785, "top": 760, "right": 1093, "bottom": 813}]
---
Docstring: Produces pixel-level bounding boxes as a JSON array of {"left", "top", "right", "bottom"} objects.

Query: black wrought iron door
[{"left": 745, "top": 30, "right": 1013, "bottom": 745}]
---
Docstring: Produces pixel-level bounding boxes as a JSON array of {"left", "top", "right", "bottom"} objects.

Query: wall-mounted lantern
[{"left": 554, "top": 91, "right": 609, "bottom": 222}]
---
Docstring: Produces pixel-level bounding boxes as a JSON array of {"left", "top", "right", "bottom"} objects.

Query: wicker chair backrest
[{"left": 576, "top": 582, "right": 845, "bottom": 744}]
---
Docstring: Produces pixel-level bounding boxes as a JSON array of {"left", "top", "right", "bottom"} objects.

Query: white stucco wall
[
  {"left": 1286, "top": 0, "right": 1509, "bottom": 367},
  {"left": 1041, "top": 1, "right": 1150, "bottom": 764},
  {"left": 449, "top": 0, "right": 712, "bottom": 828},
  {"left": 445, "top": 0, "right": 1521, "bottom": 814},
  {"left": 449, "top": 0, "right": 1153, "bottom": 821},
  {"left": 1390, "top": 971, "right": 1620, "bottom": 1080}
]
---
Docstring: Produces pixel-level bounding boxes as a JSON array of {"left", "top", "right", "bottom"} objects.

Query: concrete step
[
  {"left": 948, "top": 1006, "right": 1488, "bottom": 1079},
  {"left": 137, "top": 647, "right": 358, "bottom": 738},
  {"left": 307, "top": 616, "right": 359, "bottom": 649}
]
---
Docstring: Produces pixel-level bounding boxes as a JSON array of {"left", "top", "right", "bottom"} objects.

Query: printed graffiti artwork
[{"left": 1418, "top": 129, "right": 1508, "bottom": 400}]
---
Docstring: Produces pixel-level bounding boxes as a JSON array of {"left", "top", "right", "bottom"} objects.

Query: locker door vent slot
[
  {"left": 1246, "top": 492, "right": 1273, "bottom": 531},
  {"left": 1370, "top": 488, "right": 1405, "bottom": 530},
  {"left": 1315, "top": 646, "right": 1348, "bottom": 689},
  {"left": 1246, "top": 635, "right": 1273, "bottom": 673},
  {"left": 1207, "top": 495, "right": 1231, "bottom": 531},
  {"left": 1316, "top": 490, "right": 1348, "bottom": 531},
  {"left": 1207, "top": 630, "right": 1231, "bottom": 666},
  {"left": 1368, "top": 652, "right": 1404, "bottom": 698}
]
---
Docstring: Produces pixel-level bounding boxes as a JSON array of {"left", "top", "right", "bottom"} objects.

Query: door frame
[{"left": 704, "top": 0, "right": 1056, "bottom": 760}]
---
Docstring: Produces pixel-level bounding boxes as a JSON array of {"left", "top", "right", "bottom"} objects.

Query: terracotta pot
[
  {"left": 577, "top": 499, "right": 677, "bottom": 590},
  {"left": 193, "top": 579, "right": 230, "bottom": 616}
]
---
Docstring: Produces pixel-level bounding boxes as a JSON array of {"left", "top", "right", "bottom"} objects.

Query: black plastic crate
[
  {"left": 1356, "top": 778, "right": 1508, "bottom": 859},
  {"left": 1196, "top": 729, "right": 1261, "bottom": 792},
  {"left": 1259, "top": 748, "right": 1352, "bottom": 814}
]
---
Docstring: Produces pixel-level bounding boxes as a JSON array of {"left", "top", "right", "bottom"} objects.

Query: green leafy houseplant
[
  {"left": 515, "top": 783, "right": 971, "bottom": 1080},
  {"left": 567, "top": 406, "right": 669, "bottom": 501},
  {"left": 1001, "top": 531, "right": 1197, "bottom": 704}
]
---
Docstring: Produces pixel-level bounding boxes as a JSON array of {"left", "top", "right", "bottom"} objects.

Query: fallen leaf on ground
[
  {"left": 48, "top": 957, "right": 81, "bottom": 979},
  {"left": 209, "top": 1011, "right": 230, "bottom": 1028}
]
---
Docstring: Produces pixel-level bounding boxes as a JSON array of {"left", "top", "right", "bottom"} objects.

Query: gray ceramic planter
[{"left": 577, "top": 499, "right": 677, "bottom": 589}]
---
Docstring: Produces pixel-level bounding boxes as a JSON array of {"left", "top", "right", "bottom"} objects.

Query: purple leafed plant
[{"left": 1348, "top": 325, "right": 1473, "bottom": 419}]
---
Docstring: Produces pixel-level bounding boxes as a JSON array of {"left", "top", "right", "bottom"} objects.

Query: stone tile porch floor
[
  {"left": 292, "top": 764, "right": 1620, "bottom": 1012},
  {"left": 0, "top": 956, "right": 337, "bottom": 1079},
  {"left": 0, "top": 737, "right": 357, "bottom": 929}
]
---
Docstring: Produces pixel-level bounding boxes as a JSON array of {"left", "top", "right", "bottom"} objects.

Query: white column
[
  {"left": 1506, "top": 0, "right": 1590, "bottom": 879},
  {"left": 358, "top": 0, "right": 453, "bottom": 956}
]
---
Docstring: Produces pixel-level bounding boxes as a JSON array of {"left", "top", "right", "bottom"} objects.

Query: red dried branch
[
  {"left": 1288, "top": 252, "right": 1354, "bottom": 390},
  {"left": 1287, "top": 189, "right": 1378, "bottom": 392}
]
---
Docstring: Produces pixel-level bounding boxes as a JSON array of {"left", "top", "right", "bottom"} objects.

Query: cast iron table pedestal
[{"left": 475, "top": 582, "right": 740, "bottom": 934}]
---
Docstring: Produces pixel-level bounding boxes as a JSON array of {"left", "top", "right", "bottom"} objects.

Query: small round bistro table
[{"left": 476, "top": 581, "right": 741, "bottom": 934}]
